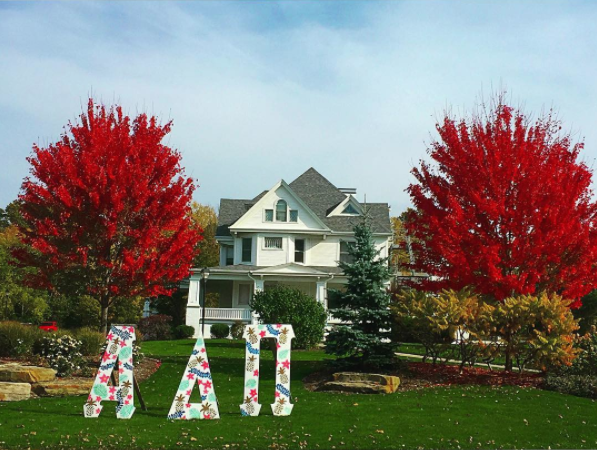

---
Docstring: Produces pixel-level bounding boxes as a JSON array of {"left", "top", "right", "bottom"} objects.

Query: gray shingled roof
[{"left": 216, "top": 168, "right": 391, "bottom": 236}]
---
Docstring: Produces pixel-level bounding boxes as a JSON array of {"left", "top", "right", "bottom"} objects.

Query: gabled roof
[
  {"left": 230, "top": 180, "right": 330, "bottom": 232},
  {"left": 216, "top": 168, "right": 391, "bottom": 237}
]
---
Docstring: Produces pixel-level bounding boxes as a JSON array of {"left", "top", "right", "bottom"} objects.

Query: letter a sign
[
  {"left": 84, "top": 326, "right": 136, "bottom": 419},
  {"left": 241, "top": 324, "right": 295, "bottom": 416},
  {"left": 167, "top": 334, "right": 219, "bottom": 420}
]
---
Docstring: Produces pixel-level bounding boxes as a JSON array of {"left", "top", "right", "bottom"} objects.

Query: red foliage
[
  {"left": 406, "top": 97, "right": 597, "bottom": 306},
  {"left": 16, "top": 99, "right": 201, "bottom": 328}
]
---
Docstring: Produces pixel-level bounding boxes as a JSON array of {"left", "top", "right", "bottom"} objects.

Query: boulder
[
  {"left": 0, "top": 382, "right": 31, "bottom": 401},
  {"left": 320, "top": 372, "right": 401, "bottom": 394},
  {"left": 31, "top": 378, "right": 94, "bottom": 397},
  {"left": 0, "top": 364, "right": 56, "bottom": 383},
  {"left": 333, "top": 372, "right": 400, "bottom": 386}
]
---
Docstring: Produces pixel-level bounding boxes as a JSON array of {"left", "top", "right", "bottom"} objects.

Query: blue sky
[{"left": 1, "top": 1, "right": 596, "bottom": 214}]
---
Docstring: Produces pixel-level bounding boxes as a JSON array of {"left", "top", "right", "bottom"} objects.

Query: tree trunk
[
  {"left": 269, "top": 338, "right": 278, "bottom": 362},
  {"left": 505, "top": 350, "right": 513, "bottom": 372},
  {"left": 100, "top": 296, "right": 110, "bottom": 335}
]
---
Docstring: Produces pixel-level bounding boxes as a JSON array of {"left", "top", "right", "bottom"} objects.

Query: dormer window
[
  {"left": 276, "top": 200, "right": 287, "bottom": 222},
  {"left": 342, "top": 203, "right": 359, "bottom": 215},
  {"left": 268, "top": 200, "right": 299, "bottom": 223}
]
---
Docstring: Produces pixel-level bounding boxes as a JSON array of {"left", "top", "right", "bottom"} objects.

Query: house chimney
[{"left": 339, "top": 188, "right": 356, "bottom": 195}]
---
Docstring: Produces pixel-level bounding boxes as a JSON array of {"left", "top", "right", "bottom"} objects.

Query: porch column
[
  {"left": 316, "top": 281, "right": 328, "bottom": 309},
  {"left": 251, "top": 278, "right": 264, "bottom": 325},
  {"left": 186, "top": 278, "right": 202, "bottom": 337}
]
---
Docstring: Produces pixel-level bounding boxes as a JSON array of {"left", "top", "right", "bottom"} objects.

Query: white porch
[{"left": 185, "top": 263, "right": 345, "bottom": 338}]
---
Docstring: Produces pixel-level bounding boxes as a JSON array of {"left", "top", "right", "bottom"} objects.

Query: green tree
[
  {"left": 250, "top": 286, "right": 327, "bottom": 349},
  {"left": 0, "top": 223, "right": 49, "bottom": 323},
  {"left": 191, "top": 202, "right": 220, "bottom": 268},
  {"left": 325, "top": 218, "right": 397, "bottom": 368},
  {"left": 575, "top": 290, "right": 597, "bottom": 333}
]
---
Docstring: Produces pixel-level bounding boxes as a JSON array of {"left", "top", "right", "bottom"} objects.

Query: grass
[{"left": 0, "top": 339, "right": 595, "bottom": 449}]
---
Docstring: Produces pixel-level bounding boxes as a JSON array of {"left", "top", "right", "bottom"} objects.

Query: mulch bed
[{"left": 303, "top": 361, "right": 544, "bottom": 393}]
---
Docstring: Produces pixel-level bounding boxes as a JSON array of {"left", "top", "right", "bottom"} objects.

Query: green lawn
[{"left": 0, "top": 339, "right": 595, "bottom": 449}]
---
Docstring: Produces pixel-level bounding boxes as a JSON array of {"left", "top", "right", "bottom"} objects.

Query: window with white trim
[
  {"left": 295, "top": 239, "right": 305, "bottom": 263},
  {"left": 242, "top": 238, "right": 252, "bottom": 263},
  {"left": 264, "top": 237, "right": 283, "bottom": 249},
  {"left": 340, "top": 241, "right": 355, "bottom": 264},
  {"left": 342, "top": 204, "right": 359, "bottom": 215},
  {"left": 289, "top": 210, "right": 298, "bottom": 222},
  {"left": 265, "top": 209, "right": 273, "bottom": 222},
  {"left": 276, "top": 200, "right": 288, "bottom": 222}
]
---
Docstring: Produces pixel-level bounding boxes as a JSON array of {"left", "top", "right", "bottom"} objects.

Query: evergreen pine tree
[{"left": 325, "top": 217, "right": 396, "bottom": 368}]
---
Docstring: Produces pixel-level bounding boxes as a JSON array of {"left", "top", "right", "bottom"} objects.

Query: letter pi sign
[{"left": 241, "top": 324, "right": 295, "bottom": 416}]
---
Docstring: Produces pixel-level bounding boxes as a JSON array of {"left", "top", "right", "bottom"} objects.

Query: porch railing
[{"left": 204, "top": 307, "right": 252, "bottom": 321}]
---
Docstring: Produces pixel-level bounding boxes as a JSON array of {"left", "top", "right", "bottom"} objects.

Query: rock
[
  {"left": 0, "top": 365, "right": 56, "bottom": 383},
  {"left": 31, "top": 378, "right": 94, "bottom": 397},
  {"left": 333, "top": 372, "right": 401, "bottom": 392},
  {"left": 320, "top": 373, "right": 401, "bottom": 394},
  {"left": 0, "top": 382, "right": 31, "bottom": 401}
]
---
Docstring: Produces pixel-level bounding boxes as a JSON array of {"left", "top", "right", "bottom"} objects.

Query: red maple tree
[
  {"left": 16, "top": 99, "right": 201, "bottom": 332},
  {"left": 406, "top": 96, "right": 597, "bottom": 307}
]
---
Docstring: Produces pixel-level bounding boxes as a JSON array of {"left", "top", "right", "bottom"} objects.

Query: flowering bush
[{"left": 36, "top": 334, "right": 84, "bottom": 377}]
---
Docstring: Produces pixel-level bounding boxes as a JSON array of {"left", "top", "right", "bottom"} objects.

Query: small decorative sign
[
  {"left": 167, "top": 334, "right": 219, "bottom": 420},
  {"left": 84, "top": 325, "right": 136, "bottom": 419},
  {"left": 240, "top": 324, "right": 295, "bottom": 416}
]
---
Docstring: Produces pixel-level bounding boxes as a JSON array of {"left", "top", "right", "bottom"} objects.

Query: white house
[{"left": 185, "top": 168, "right": 393, "bottom": 337}]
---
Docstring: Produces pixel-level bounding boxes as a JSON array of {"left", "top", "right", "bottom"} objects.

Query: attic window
[
  {"left": 289, "top": 210, "right": 298, "bottom": 222},
  {"left": 265, "top": 209, "right": 273, "bottom": 222},
  {"left": 342, "top": 204, "right": 359, "bottom": 215},
  {"left": 276, "top": 200, "right": 288, "bottom": 222}
]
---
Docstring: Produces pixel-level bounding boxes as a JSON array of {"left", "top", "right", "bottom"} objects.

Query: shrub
[
  {"left": 35, "top": 334, "right": 84, "bottom": 377},
  {"left": 0, "top": 321, "right": 42, "bottom": 357},
  {"left": 138, "top": 314, "right": 172, "bottom": 340},
  {"left": 173, "top": 324, "right": 195, "bottom": 339},
  {"left": 230, "top": 320, "right": 245, "bottom": 340},
  {"left": 210, "top": 323, "right": 230, "bottom": 339},
  {"left": 73, "top": 327, "right": 106, "bottom": 356},
  {"left": 391, "top": 289, "right": 493, "bottom": 369},
  {"left": 491, "top": 293, "right": 579, "bottom": 372},
  {"left": 392, "top": 290, "right": 578, "bottom": 373},
  {"left": 251, "top": 286, "right": 327, "bottom": 349},
  {"left": 543, "top": 327, "right": 597, "bottom": 399},
  {"left": 562, "top": 326, "right": 597, "bottom": 376},
  {"left": 544, "top": 374, "right": 597, "bottom": 399}
]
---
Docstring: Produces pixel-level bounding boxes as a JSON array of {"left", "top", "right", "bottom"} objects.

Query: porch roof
[{"left": 192, "top": 263, "right": 344, "bottom": 277}]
